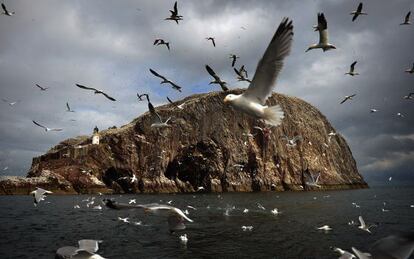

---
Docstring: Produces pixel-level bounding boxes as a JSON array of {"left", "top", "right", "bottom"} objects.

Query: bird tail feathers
[{"left": 263, "top": 105, "right": 284, "bottom": 126}]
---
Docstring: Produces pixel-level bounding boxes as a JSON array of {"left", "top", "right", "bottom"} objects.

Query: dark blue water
[{"left": 0, "top": 186, "right": 413, "bottom": 258}]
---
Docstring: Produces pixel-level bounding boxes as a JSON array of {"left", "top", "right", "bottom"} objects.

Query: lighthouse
[{"left": 92, "top": 126, "right": 100, "bottom": 145}]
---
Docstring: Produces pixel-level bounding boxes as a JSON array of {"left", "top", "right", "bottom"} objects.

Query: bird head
[{"left": 223, "top": 94, "right": 237, "bottom": 104}]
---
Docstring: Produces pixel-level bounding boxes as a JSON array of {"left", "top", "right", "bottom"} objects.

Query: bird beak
[{"left": 223, "top": 97, "right": 229, "bottom": 104}]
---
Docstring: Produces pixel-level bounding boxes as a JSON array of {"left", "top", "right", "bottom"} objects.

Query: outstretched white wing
[
  {"left": 359, "top": 216, "right": 366, "bottom": 228},
  {"left": 242, "top": 18, "right": 293, "bottom": 105},
  {"left": 77, "top": 240, "right": 102, "bottom": 254},
  {"left": 146, "top": 205, "right": 194, "bottom": 222}
]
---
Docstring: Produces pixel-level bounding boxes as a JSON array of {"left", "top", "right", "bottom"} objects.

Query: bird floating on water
[
  {"left": 149, "top": 68, "right": 182, "bottom": 92},
  {"left": 306, "top": 13, "right": 336, "bottom": 52},
  {"left": 179, "top": 234, "right": 188, "bottom": 245},
  {"left": 271, "top": 208, "right": 281, "bottom": 215},
  {"left": 400, "top": 11, "right": 411, "bottom": 25},
  {"left": 351, "top": 3, "right": 367, "bottom": 22},
  {"left": 370, "top": 109, "right": 378, "bottom": 113},
  {"left": 205, "top": 65, "right": 229, "bottom": 91},
  {"left": 1, "top": 3, "right": 14, "bottom": 16},
  {"left": 76, "top": 84, "right": 116, "bottom": 101},
  {"left": 32, "top": 120, "right": 62, "bottom": 132},
  {"left": 340, "top": 94, "right": 356, "bottom": 104},
  {"left": 224, "top": 18, "right": 293, "bottom": 126},
  {"left": 345, "top": 61, "right": 359, "bottom": 76},
  {"left": 241, "top": 226, "right": 253, "bottom": 231}
]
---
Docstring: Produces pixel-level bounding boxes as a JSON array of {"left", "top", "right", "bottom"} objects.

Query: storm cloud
[{"left": 0, "top": 0, "right": 413, "bottom": 184}]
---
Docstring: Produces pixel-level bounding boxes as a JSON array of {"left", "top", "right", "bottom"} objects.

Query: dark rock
[{"left": 0, "top": 89, "right": 367, "bottom": 194}]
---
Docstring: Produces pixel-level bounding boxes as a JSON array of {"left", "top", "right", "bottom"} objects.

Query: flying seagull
[
  {"left": 137, "top": 93, "right": 149, "bottom": 102},
  {"left": 370, "top": 109, "right": 379, "bottom": 113},
  {"left": 229, "top": 54, "right": 240, "bottom": 67},
  {"left": 306, "top": 13, "right": 336, "bottom": 52},
  {"left": 154, "top": 38, "right": 170, "bottom": 51},
  {"left": 317, "top": 225, "right": 332, "bottom": 231},
  {"left": 358, "top": 216, "right": 375, "bottom": 234},
  {"left": 167, "top": 97, "right": 186, "bottom": 110},
  {"left": 66, "top": 102, "right": 75, "bottom": 112},
  {"left": 103, "top": 199, "right": 193, "bottom": 232},
  {"left": 405, "top": 63, "right": 414, "bottom": 74},
  {"left": 32, "top": 120, "right": 62, "bottom": 132},
  {"left": 144, "top": 204, "right": 194, "bottom": 232},
  {"left": 234, "top": 66, "right": 252, "bottom": 83},
  {"left": 345, "top": 61, "right": 359, "bottom": 76},
  {"left": 205, "top": 65, "right": 229, "bottom": 91},
  {"left": 352, "top": 232, "right": 414, "bottom": 259},
  {"left": 206, "top": 37, "right": 216, "bottom": 47},
  {"left": 340, "top": 94, "right": 356, "bottom": 104},
  {"left": 165, "top": 1, "right": 183, "bottom": 24},
  {"left": 30, "top": 187, "right": 52, "bottom": 206},
  {"left": 403, "top": 93, "right": 414, "bottom": 100},
  {"left": 351, "top": 3, "right": 367, "bottom": 22},
  {"left": 400, "top": 11, "right": 411, "bottom": 25},
  {"left": 148, "top": 101, "right": 171, "bottom": 128},
  {"left": 333, "top": 247, "right": 356, "bottom": 259},
  {"left": 2, "top": 99, "right": 20, "bottom": 106},
  {"left": 1, "top": 3, "right": 14, "bottom": 16},
  {"left": 281, "top": 135, "right": 302, "bottom": 147},
  {"left": 149, "top": 69, "right": 182, "bottom": 92},
  {"left": 223, "top": 18, "right": 293, "bottom": 126},
  {"left": 36, "top": 84, "right": 49, "bottom": 91},
  {"left": 55, "top": 239, "right": 106, "bottom": 259},
  {"left": 306, "top": 172, "right": 321, "bottom": 188},
  {"left": 75, "top": 84, "right": 116, "bottom": 101}
]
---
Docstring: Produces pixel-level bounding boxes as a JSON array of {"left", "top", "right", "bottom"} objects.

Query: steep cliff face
[{"left": 3, "top": 89, "right": 367, "bottom": 194}]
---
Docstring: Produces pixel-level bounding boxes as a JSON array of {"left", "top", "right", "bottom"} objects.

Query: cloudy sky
[{"left": 0, "top": 0, "right": 413, "bottom": 184}]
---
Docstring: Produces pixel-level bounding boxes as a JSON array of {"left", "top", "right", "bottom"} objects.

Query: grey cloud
[{"left": 0, "top": 0, "right": 413, "bottom": 184}]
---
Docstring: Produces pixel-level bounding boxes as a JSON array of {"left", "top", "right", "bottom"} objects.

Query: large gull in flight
[{"left": 223, "top": 18, "right": 293, "bottom": 126}]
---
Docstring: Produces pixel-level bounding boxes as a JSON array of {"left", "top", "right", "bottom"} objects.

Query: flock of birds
[
  {"left": 1, "top": 1, "right": 414, "bottom": 258},
  {"left": 29, "top": 187, "right": 414, "bottom": 259}
]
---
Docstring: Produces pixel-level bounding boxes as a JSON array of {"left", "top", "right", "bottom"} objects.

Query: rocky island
[{"left": 0, "top": 89, "right": 368, "bottom": 195}]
